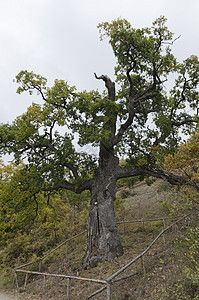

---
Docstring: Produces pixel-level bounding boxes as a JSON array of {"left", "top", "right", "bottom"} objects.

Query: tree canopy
[{"left": 1, "top": 17, "right": 199, "bottom": 190}]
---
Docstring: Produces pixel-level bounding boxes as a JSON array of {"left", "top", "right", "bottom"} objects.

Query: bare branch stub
[{"left": 94, "top": 73, "right": 115, "bottom": 100}]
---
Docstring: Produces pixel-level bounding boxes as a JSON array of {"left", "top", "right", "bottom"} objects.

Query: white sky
[{"left": 1, "top": 0, "right": 199, "bottom": 123}]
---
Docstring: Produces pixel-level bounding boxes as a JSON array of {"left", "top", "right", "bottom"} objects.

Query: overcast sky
[{"left": 1, "top": 0, "right": 199, "bottom": 124}]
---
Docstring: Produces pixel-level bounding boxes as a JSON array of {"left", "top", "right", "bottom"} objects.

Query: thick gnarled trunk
[
  {"left": 83, "top": 153, "right": 123, "bottom": 269},
  {"left": 83, "top": 74, "right": 123, "bottom": 268}
]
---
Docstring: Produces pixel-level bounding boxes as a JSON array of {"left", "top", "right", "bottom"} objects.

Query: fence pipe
[
  {"left": 87, "top": 286, "right": 107, "bottom": 299},
  {"left": 14, "top": 216, "right": 182, "bottom": 272},
  {"left": 13, "top": 213, "right": 191, "bottom": 298},
  {"left": 15, "top": 260, "right": 39, "bottom": 271},
  {"left": 117, "top": 215, "right": 184, "bottom": 225},
  {"left": 15, "top": 269, "right": 107, "bottom": 284},
  {"left": 14, "top": 230, "right": 86, "bottom": 272},
  {"left": 107, "top": 213, "right": 191, "bottom": 283},
  {"left": 39, "top": 230, "right": 86, "bottom": 262},
  {"left": 112, "top": 272, "right": 138, "bottom": 283}
]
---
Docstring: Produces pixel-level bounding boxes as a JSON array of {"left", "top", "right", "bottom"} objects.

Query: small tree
[
  {"left": 0, "top": 17, "right": 199, "bottom": 268},
  {"left": 165, "top": 133, "right": 199, "bottom": 189},
  {"left": 165, "top": 132, "right": 199, "bottom": 211}
]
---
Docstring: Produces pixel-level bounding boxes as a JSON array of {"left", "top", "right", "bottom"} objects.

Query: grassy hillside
[{"left": 0, "top": 178, "right": 198, "bottom": 299}]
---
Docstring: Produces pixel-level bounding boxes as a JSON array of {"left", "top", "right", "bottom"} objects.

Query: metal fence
[{"left": 14, "top": 213, "right": 191, "bottom": 299}]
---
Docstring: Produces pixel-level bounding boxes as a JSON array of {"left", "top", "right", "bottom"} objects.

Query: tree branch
[
  {"left": 94, "top": 73, "right": 115, "bottom": 101},
  {"left": 42, "top": 178, "right": 93, "bottom": 193},
  {"left": 171, "top": 117, "right": 198, "bottom": 127},
  {"left": 116, "top": 166, "right": 143, "bottom": 179},
  {"left": 169, "top": 78, "right": 187, "bottom": 121},
  {"left": 116, "top": 164, "right": 199, "bottom": 191},
  {"left": 112, "top": 91, "right": 157, "bottom": 146}
]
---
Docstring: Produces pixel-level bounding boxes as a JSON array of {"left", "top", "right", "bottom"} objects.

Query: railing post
[
  {"left": 142, "top": 221, "right": 145, "bottom": 230},
  {"left": 43, "top": 274, "right": 46, "bottom": 298},
  {"left": 66, "top": 242, "right": 68, "bottom": 254},
  {"left": 141, "top": 256, "right": 146, "bottom": 276},
  {"left": 39, "top": 260, "right": 42, "bottom": 272},
  {"left": 14, "top": 272, "right": 19, "bottom": 292},
  {"left": 163, "top": 219, "right": 166, "bottom": 244},
  {"left": 67, "top": 278, "right": 70, "bottom": 300},
  {"left": 23, "top": 273, "right": 28, "bottom": 291},
  {"left": 107, "top": 282, "right": 111, "bottom": 300},
  {"left": 123, "top": 219, "right": 125, "bottom": 234}
]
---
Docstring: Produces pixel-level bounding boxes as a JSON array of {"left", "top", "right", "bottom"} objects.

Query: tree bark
[{"left": 83, "top": 149, "right": 123, "bottom": 269}]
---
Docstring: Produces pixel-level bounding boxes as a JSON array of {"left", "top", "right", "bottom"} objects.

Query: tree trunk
[{"left": 83, "top": 152, "right": 123, "bottom": 269}]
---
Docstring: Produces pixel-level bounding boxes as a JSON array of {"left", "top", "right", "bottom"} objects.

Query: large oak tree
[{"left": 1, "top": 17, "right": 199, "bottom": 268}]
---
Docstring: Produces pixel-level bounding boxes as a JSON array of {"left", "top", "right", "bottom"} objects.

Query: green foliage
[
  {"left": 163, "top": 131, "right": 199, "bottom": 216},
  {"left": 165, "top": 225, "right": 199, "bottom": 300},
  {"left": 15, "top": 70, "right": 47, "bottom": 95},
  {"left": 117, "top": 176, "right": 139, "bottom": 188},
  {"left": 0, "top": 160, "right": 89, "bottom": 267},
  {"left": 114, "top": 196, "right": 125, "bottom": 219},
  {"left": 184, "top": 226, "right": 199, "bottom": 277},
  {"left": 162, "top": 133, "right": 199, "bottom": 298},
  {"left": 98, "top": 16, "right": 176, "bottom": 78},
  {"left": 165, "top": 132, "right": 199, "bottom": 182},
  {"left": 0, "top": 197, "right": 89, "bottom": 291}
]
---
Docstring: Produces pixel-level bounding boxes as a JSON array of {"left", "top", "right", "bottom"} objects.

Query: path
[
  {"left": 0, "top": 292, "right": 17, "bottom": 300},
  {"left": 0, "top": 291, "right": 41, "bottom": 300}
]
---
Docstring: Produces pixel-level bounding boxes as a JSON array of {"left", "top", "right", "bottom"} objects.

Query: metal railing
[{"left": 14, "top": 213, "right": 191, "bottom": 299}]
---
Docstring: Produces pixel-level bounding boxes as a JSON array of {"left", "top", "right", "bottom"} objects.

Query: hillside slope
[{"left": 2, "top": 179, "right": 198, "bottom": 299}]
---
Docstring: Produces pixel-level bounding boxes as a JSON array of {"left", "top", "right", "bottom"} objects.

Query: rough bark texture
[{"left": 83, "top": 148, "right": 123, "bottom": 269}]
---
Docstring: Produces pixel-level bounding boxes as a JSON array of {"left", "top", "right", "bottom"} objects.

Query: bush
[{"left": 165, "top": 224, "right": 199, "bottom": 299}]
